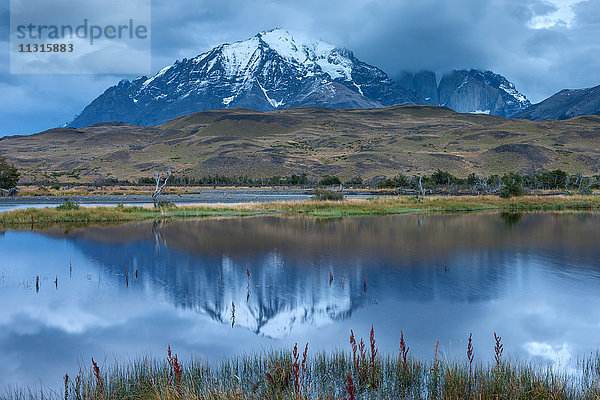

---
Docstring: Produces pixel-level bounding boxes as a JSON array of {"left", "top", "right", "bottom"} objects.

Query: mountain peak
[
  {"left": 68, "top": 29, "right": 534, "bottom": 128},
  {"left": 254, "top": 28, "right": 353, "bottom": 81},
  {"left": 69, "top": 29, "right": 420, "bottom": 127},
  {"left": 517, "top": 84, "right": 600, "bottom": 120},
  {"left": 435, "top": 69, "right": 531, "bottom": 117}
]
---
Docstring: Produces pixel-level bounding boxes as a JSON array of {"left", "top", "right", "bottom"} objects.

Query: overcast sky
[{"left": 1, "top": 0, "right": 599, "bottom": 136}]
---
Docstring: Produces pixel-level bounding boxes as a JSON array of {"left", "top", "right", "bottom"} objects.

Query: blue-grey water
[
  {"left": 0, "top": 189, "right": 374, "bottom": 213},
  {"left": 1, "top": 212, "right": 600, "bottom": 390}
]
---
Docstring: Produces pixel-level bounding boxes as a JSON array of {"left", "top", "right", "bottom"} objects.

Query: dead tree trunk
[
  {"left": 152, "top": 169, "right": 171, "bottom": 208},
  {"left": 417, "top": 176, "right": 425, "bottom": 202}
]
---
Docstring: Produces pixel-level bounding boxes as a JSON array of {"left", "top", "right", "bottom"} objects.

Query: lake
[
  {"left": 1, "top": 212, "right": 600, "bottom": 390},
  {"left": 0, "top": 189, "right": 374, "bottom": 213}
]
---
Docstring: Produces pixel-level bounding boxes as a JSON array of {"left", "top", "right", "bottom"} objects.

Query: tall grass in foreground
[{"left": 5, "top": 328, "right": 600, "bottom": 399}]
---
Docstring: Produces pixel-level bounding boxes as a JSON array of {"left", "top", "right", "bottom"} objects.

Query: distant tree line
[
  {"left": 138, "top": 173, "right": 310, "bottom": 187},
  {"left": 135, "top": 169, "right": 598, "bottom": 198},
  {"left": 138, "top": 174, "right": 363, "bottom": 187},
  {"left": 38, "top": 170, "right": 600, "bottom": 196},
  {"left": 377, "top": 169, "right": 600, "bottom": 197}
]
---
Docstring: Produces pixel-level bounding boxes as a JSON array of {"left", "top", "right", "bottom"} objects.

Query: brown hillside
[{"left": 1, "top": 105, "right": 599, "bottom": 183}]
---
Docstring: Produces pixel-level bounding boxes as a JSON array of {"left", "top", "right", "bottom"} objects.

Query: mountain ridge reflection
[{"left": 43, "top": 213, "right": 600, "bottom": 337}]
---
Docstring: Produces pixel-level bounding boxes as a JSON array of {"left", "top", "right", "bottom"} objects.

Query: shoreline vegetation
[
  {"left": 6, "top": 328, "right": 600, "bottom": 399},
  {"left": 4, "top": 168, "right": 599, "bottom": 198},
  {"left": 1, "top": 195, "right": 600, "bottom": 229}
]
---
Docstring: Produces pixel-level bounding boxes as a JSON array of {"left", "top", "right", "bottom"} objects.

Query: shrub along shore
[
  {"left": 1, "top": 195, "right": 600, "bottom": 228},
  {"left": 6, "top": 328, "right": 600, "bottom": 399}
]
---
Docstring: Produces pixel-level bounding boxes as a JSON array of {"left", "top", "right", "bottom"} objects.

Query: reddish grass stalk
[
  {"left": 370, "top": 325, "right": 378, "bottom": 388},
  {"left": 345, "top": 374, "right": 356, "bottom": 400},
  {"left": 467, "top": 333, "right": 474, "bottom": 379},
  {"left": 246, "top": 268, "right": 250, "bottom": 280},
  {"left": 359, "top": 338, "right": 367, "bottom": 386},
  {"left": 350, "top": 330, "right": 358, "bottom": 371},
  {"left": 359, "top": 338, "right": 366, "bottom": 364},
  {"left": 91, "top": 357, "right": 103, "bottom": 392},
  {"left": 173, "top": 354, "right": 183, "bottom": 391},
  {"left": 399, "top": 330, "right": 409, "bottom": 372},
  {"left": 494, "top": 332, "right": 503, "bottom": 367},
  {"left": 167, "top": 345, "right": 183, "bottom": 394},
  {"left": 301, "top": 343, "right": 309, "bottom": 392},
  {"left": 63, "top": 373, "right": 69, "bottom": 400},
  {"left": 329, "top": 270, "right": 333, "bottom": 285},
  {"left": 292, "top": 343, "right": 300, "bottom": 393}
]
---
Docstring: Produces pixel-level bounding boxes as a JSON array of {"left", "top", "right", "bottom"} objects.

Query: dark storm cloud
[
  {"left": 146, "top": 0, "right": 600, "bottom": 103},
  {"left": 0, "top": 0, "right": 599, "bottom": 135}
]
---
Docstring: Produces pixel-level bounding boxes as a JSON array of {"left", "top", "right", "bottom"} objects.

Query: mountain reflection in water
[{"left": 1, "top": 213, "right": 600, "bottom": 390}]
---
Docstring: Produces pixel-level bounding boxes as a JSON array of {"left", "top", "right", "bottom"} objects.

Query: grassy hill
[{"left": 1, "top": 105, "right": 600, "bottom": 183}]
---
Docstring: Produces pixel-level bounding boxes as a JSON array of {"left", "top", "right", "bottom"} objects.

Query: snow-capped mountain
[
  {"left": 73, "top": 235, "right": 369, "bottom": 339},
  {"left": 68, "top": 30, "right": 534, "bottom": 127},
  {"left": 69, "top": 29, "right": 421, "bottom": 127},
  {"left": 437, "top": 69, "right": 531, "bottom": 117}
]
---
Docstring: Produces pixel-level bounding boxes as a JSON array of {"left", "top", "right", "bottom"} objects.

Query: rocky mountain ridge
[
  {"left": 69, "top": 29, "right": 531, "bottom": 127},
  {"left": 517, "top": 84, "right": 600, "bottom": 120}
]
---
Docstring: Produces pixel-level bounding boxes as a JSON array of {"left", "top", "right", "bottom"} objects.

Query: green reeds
[{"left": 6, "top": 334, "right": 600, "bottom": 400}]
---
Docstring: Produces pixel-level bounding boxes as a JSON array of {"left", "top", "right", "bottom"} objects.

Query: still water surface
[
  {"left": 1, "top": 213, "right": 600, "bottom": 389},
  {"left": 0, "top": 189, "right": 374, "bottom": 213}
]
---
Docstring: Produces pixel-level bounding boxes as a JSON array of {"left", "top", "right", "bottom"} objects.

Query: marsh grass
[
  {"left": 5, "top": 345, "right": 600, "bottom": 399},
  {"left": 5, "top": 353, "right": 600, "bottom": 400},
  {"left": 1, "top": 195, "right": 600, "bottom": 229}
]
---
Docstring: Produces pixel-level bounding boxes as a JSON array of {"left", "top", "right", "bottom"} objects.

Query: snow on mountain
[{"left": 69, "top": 29, "right": 421, "bottom": 127}]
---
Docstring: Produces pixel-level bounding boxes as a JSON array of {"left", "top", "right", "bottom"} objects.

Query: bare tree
[
  {"left": 580, "top": 174, "right": 600, "bottom": 195},
  {"left": 416, "top": 175, "right": 425, "bottom": 202},
  {"left": 472, "top": 175, "right": 491, "bottom": 195},
  {"left": 152, "top": 168, "right": 172, "bottom": 208},
  {"left": 0, "top": 187, "right": 18, "bottom": 197}
]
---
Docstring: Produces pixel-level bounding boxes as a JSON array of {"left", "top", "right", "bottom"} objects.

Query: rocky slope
[
  {"left": 396, "top": 69, "right": 531, "bottom": 117},
  {"left": 516, "top": 84, "right": 600, "bottom": 120},
  {"left": 436, "top": 70, "right": 531, "bottom": 117},
  {"left": 397, "top": 71, "right": 439, "bottom": 105}
]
